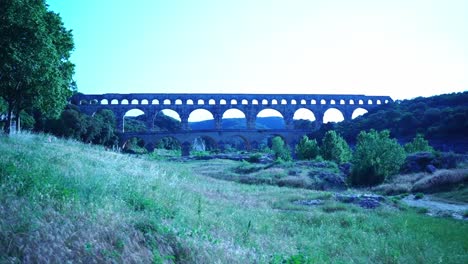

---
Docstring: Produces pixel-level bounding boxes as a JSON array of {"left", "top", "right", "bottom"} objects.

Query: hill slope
[
  {"left": 1, "top": 133, "right": 467, "bottom": 263},
  {"left": 313, "top": 92, "right": 468, "bottom": 152}
]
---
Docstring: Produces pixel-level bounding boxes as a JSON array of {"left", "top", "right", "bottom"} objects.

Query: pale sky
[{"left": 47, "top": 0, "right": 467, "bottom": 122}]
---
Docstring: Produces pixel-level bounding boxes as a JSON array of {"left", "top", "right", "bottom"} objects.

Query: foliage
[
  {"left": 295, "top": 135, "right": 320, "bottom": 160},
  {"left": 351, "top": 130, "right": 406, "bottom": 186},
  {"left": 271, "top": 136, "right": 292, "bottom": 161},
  {"left": 320, "top": 131, "right": 352, "bottom": 164},
  {"left": 404, "top": 134, "right": 434, "bottom": 153},
  {"left": 44, "top": 106, "right": 118, "bottom": 147},
  {"left": 0, "top": 0, "right": 75, "bottom": 133}
]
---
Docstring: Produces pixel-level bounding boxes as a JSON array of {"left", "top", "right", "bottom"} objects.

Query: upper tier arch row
[{"left": 71, "top": 93, "right": 393, "bottom": 107}]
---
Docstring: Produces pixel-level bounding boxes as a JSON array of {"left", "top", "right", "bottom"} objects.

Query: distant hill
[{"left": 189, "top": 117, "right": 285, "bottom": 130}]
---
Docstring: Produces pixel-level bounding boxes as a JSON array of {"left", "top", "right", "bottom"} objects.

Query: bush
[
  {"left": 295, "top": 135, "right": 320, "bottom": 160},
  {"left": 271, "top": 136, "right": 292, "bottom": 161},
  {"left": 320, "top": 131, "right": 352, "bottom": 164},
  {"left": 350, "top": 130, "right": 406, "bottom": 186},
  {"left": 404, "top": 134, "right": 434, "bottom": 153}
]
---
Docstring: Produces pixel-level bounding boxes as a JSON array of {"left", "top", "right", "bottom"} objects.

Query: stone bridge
[{"left": 70, "top": 93, "right": 393, "bottom": 155}]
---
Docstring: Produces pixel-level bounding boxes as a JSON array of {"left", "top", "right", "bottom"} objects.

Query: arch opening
[
  {"left": 100, "top": 99, "right": 109, "bottom": 105},
  {"left": 188, "top": 109, "right": 214, "bottom": 129},
  {"left": 153, "top": 110, "right": 181, "bottom": 132},
  {"left": 175, "top": 99, "right": 183, "bottom": 105},
  {"left": 141, "top": 99, "right": 149, "bottom": 105},
  {"left": 323, "top": 108, "right": 344, "bottom": 123},
  {"left": 256, "top": 109, "right": 284, "bottom": 129},
  {"left": 293, "top": 108, "right": 316, "bottom": 129},
  {"left": 222, "top": 135, "right": 250, "bottom": 152},
  {"left": 222, "top": 109, "right": 246, "bottom": 129},
  {"left": 191, "top": 136, "right": 218, "bottom": 154},
  {"left": 123, "top": 109, "right": 146, "bottom": 132},
  {"left": 352, "top": 108, "right": 369, "bottom": 119},
  {"left": 131, "top": 99, "right": 139, "bottom": 105},
  {"left": 111, "top": 99, "right": 119, "bottom": 105}
]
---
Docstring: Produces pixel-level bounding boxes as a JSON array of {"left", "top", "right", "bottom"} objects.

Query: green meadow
[{"left": 1, "top": 133, "right": 467, "bottom": 263}]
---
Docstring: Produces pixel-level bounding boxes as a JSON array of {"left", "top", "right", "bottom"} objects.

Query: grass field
[{"left": 1, "top": 133, "right": 467, "bottom": 263}]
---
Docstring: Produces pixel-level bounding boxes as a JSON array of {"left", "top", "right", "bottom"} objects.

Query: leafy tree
[
  {"left": 271, "top": 136, "right": 291, "bottom": 161},
  {"left": 350, "top": 130, "right": 406, "bottom": 186},
  {"left": 295, "top": 135, "right": 320, "bottom": 160},
  {"left": 321, "top": 130, "right": 352, "bottom": 163},
  {"left": 0, "top": 0, "right": 75, "bottom": 133},
  {"left": 404, "top": 134, "right": 434, "bottom": 153}
]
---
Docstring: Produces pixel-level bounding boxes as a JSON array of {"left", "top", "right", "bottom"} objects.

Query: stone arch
[
  {"left": 153, "top": 109, "right": 181, "bottom": 132},
  {"left": 300, "top": 99, "right": 306, "bottom": 105},
  {"left": 352, "top": 108, "right": 368, "bottom": 119},
  {"left": 141, "top": 99, "right": 149, "bottom": 105},
  {"left": 311, "top": 99, "right": 317, "bottom": 105},
  {"left": 358, "top": 99, "right": 364, "bottom": 105},
  {"left": 191, "top": 135, "right": 218, "bottom": 153},
  {"left": 222, "top": 108, "right": 246, "bottom": 129},
  {"left": 131, "top": 99, "right": 139, "bottom": 105},
  {"left": 367, "top": 99, "right": 373, "bottom": 105},
  {"left": 262, "top": 99, "right": 268, "bottom": 105},
  {"left": 241, "top": 99, "right": 248, "bottom": 105},
  {"left": 123, "top": 108, "right": 146, "bottom": 132},
  {"left": 293, "top": 108, "right": 316, "bottom": 121},
  {"left": 272, "top": 99, "right": 278, "bottom": 105},
  {"left": 376, "top": 100, "right": 382, "bottom": 105},
  {"left": 320, "top": 99, "right": 326, "bottom": 105},
  {"left": 349, "top": 99, "right": 355, "bottom": 105},
  {"left": 100, "top": 99, "right": 109, "bottom": 105},
  {"left": 152, "top": 99, "right": 159, "bottom": 105},
  {"left": 330, "top": 99, "right": 336, "bottom": 105},
  {"left": 323, "top": 108, "right": 344, "bottom": 123},
  {"left": 291, "top": 99, "right": 297, "bottom": 105},
  {"left": 256, "top": 108, "right": 285, "bottom": 129},
  {"left": 339, "top": 99, "right": 345, "bottom": 105},
  {"left": 293, "top": 108, "right": 316, "bottom": 130},
  {"left": 121, "top": 99, "right": 129, "bottom": 105},
  {"left": 90, "top": 99, "right": 99, "bottom": 105},
  {"left": 79, "top": 99, "right": 88, "bottom": 105},
  {"left": 187, "top": 99, "right": 194, "bottom": 105},
  {"left": 281, "top": 99, "right": 287, "bottom": 105},
  {"left": 231, "top": 99, "right": 238, "bottom": 105},
  {"left": 252, "top": 99, "right": 259, "bottom": 105},
  {"left": 221, "top": 135, "right": 250, "bottom": 152},
  {"left": 158, "top": 109, "right": 181, "bottom": 122},
  {"left": 163, "top": 99, "right": 171, "bottom": 105},
  {"left": 188, "top": 109, "right": 214, "bottom": 129},
  {"left": 209, "top": 99, "right": 216, "bottom": 105},
  {"left": 175, "top": 99, "right": 183, "bottom": 105},
  {"left": 197, "top": 99, "right": 205, "bottom": 105},
  {"left": 220, "top": 99, "right": 227, "bottom": 105},
  {"left": 111, "top": 99, "right": 119, "bottom": 105}
]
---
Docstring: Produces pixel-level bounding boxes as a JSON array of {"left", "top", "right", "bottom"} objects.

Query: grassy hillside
[{"left": 1, "top": 133, "right": 467, "bottom": 263}]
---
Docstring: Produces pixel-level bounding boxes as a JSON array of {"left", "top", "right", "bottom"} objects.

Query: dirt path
[{"left": 402, "top": 195, "right": 468, "bottom": 220}]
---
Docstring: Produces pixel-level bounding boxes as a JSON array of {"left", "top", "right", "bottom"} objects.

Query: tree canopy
[{"left": 0, "top": 0, "right": 75, "bottom": 133}]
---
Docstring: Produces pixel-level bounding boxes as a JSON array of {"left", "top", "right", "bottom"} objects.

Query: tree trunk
[{"left": 4, "top": 102, "right": 12, "bottom": 134}]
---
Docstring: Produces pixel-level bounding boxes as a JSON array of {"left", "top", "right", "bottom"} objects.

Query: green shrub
[
  {"left": 271, "top": 136, "right": 292, "bottom": 161},
  {"left": 414, "top": 193, "right": 424, "bottom": 200},
  {"left": 247, "top": 153, "right": 262, "bottom": 163},
  {"left": 295, "top": 135, "right": 320, "bottom": 160},
  {"left": 404, "top": 134, "right": 434, "bottom": 153},
  {"left": 320, "top": 131, "right": 352, "bottom": 164},
  {"left": 350, "top": 130, "right": 406, "bottom": 186}
]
